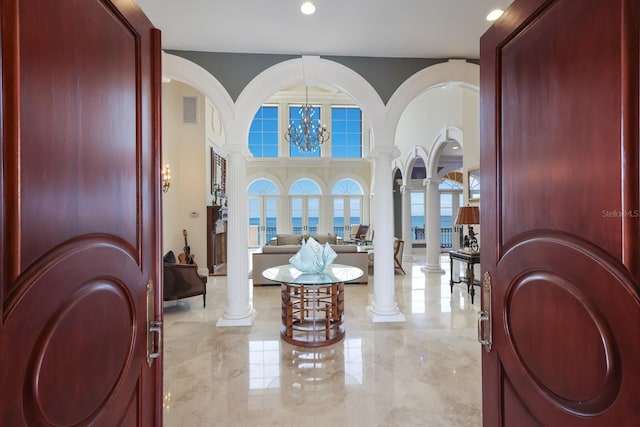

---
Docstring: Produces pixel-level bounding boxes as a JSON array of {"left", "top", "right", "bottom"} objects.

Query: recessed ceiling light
[
  {"left": 486, "top": 9, "right": 504, "bottom": 21},
  {"left": 301, "top": 2, "right": 316, "bottom": 15}
]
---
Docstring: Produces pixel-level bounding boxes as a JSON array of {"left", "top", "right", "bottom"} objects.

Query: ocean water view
[{"left": 248, "top": 216, "right": 453, "bottom": 229}]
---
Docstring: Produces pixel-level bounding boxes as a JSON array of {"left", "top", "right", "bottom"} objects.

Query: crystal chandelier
[{"left": 284, "top": 87, "right": 330, "bottom": 153}]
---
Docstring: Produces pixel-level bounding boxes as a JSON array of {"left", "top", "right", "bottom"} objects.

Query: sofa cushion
[
  {"left": 261, "top": 244, "right": 300, "bottom": 254},
  {"left": 332, "top": 245, "right": 357, "bottom": 253},
  {"left": 275, "top": 234, "right": 302, "bottom": 245},
  {"left": 298, "top": 233, "right": 336, "bottom": 245},
  {"left": 260, "top": 244, "right": 355, "bottom": 254},
  {"left": 272, "top": 233, "right": 341, "bottom": 246},
  {"left": 311, "top": 233, "right": 337, "bottom": 245}
]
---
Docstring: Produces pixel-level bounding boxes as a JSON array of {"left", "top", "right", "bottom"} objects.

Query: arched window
[
  {"left": 248, "top": 179, "right": 279, "bottom": 195},
  {"left": 439, "top": 178, "right": 463, "bottom": 190},
  {"left": 248, "top": 179, "right": 279, "bottom": 246},
  {"left": 331, "top": 179, "right": 364, "bottom": 238}
]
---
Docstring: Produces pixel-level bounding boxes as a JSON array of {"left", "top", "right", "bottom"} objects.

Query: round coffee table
[{"left": 262, "top": 264, "right": 364, "bottom": 347}]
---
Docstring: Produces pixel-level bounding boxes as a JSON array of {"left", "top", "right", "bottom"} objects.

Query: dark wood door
[
  {"left": 480, "top": 0, "right": 640, "bottom": 425},
  {"left": 0, "top": 0, "right": 162, "bottom": 425}
]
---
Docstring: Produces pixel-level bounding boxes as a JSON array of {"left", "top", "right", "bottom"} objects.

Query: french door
[
  {"left": 333, "top": 196, "right": 362, "bottom": 239},
  {"left": 291, "top": 197, "right": 319, "bottom": 235},
  {"left": 248, "top": 196, "right": 277, "bottom": 247}
]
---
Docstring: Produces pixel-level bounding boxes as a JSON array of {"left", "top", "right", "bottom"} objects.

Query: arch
[
  {"left": 439, "top": 178, "right": 464, "bottom": 190},
  {"left": 288, "top": 177, "right": 323, "bottom": 195},
  {"left": 331, "top": 178, "right": 364, "bottom": 195},
  {"left": 427, "top": 126, "right": 464, "bottom": 179},
  {"left": 386, "top": 60, "right": 479, "bottom": 141},
  {"left": 247, "top": 178, "right": 280, "bottom": 195},
  {"left": 284, "top": 173, "right": 327, "bottom": 195},
  {"left": 391, "top": 159, "right": 405, "bottom": 184},
  {"left": 234, "top": 56, "right": 387, "bottom": 151},
  {"left": 162, "top": 52, "right": 235, "bottom": 146},
  {"left": 403, "top": 145, "right": 429, "bottom": 182},
  {"left": 246, "top": 173, "right": 285, "bottom": 195},
  {"left": 392, "top": 166, "right": 404, "bottom": 181},
  {"left": 327, "top": 173, "right": 368, "bottom": 196}
]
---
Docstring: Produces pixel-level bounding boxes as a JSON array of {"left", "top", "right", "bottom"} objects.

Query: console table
[
  {"left": 449, "top": 251, "right": 480, "bottom": 304},
  {"left": 262, "top": 264, "right": 363, "bottom": 348}
]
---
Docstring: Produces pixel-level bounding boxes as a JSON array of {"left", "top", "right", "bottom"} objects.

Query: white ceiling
[{"left": 136, "top": 0, "right": 514, "bottom": 58}]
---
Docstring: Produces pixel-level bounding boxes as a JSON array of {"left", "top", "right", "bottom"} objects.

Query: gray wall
[{"left": 166, "top": 50, "right": 477, "bottom": 104}]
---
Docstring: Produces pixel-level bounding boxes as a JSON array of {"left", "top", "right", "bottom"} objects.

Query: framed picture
[
  {"left": 468, "top": 168, "right": 480, "bottom": 201},
  {"left": 211, "top": 148, "right": 226, "bottom": 202}
]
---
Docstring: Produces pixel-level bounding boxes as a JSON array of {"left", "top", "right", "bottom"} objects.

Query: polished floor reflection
[{"left": 163, "top": 255, "right": 482, "bottom": 426}]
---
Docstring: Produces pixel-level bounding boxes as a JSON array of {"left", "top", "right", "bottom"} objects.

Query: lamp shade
[{"left": 455, "top": 206, "right": 480, "bottom": 225}]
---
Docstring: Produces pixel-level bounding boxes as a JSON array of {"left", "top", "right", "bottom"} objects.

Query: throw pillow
[{"left": 163, "top": 250, "right": 177, "bottom": 264}]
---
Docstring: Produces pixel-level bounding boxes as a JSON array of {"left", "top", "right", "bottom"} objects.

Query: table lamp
[{"left": 455, "top": 206, "right": 480, "bottom": 253}]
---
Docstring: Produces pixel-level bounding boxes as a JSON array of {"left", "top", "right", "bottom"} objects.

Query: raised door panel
[
  {"left": 0, "top": 0, "right": 161, "bottom": 425},
  {"left": 480, "top": 0, "right": 640, "bottom": 425}
]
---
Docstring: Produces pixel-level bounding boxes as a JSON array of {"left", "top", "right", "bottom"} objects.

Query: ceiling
[{"left": 136, "top": 0, "right": 514, "bottom": 59}]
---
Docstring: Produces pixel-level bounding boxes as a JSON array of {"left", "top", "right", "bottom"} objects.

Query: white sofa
[{"left": 252, "top": 244, "right": 369, "bottom": 285}]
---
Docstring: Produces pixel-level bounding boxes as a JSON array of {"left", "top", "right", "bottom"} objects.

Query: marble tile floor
[{"left": 162, "top": 255, "right": 482, "bottom": 427}]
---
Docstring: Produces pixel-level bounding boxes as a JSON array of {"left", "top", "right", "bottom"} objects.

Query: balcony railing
[
  {"left": 333, "top": 226, "right": 347, "bottom": 239},
  {"left": 251, "top": 224, "right": 454, "bottom": 248},
  {"left": 412, "top": 226, "right": 453, "bottom": 248},
  {"left": 292, "top": 226, "right": 317, "bottom": 235},
  {"left": 248, "top": 225, "right": 278, "bottom": 246},
  {"left": 413, "top": 226, "right": 425, "bottom": 240},
  {"left": 440, "top": 227, "right": 452, "bottom": 248},
  {"left": 266, "top": 226, "right": 277, "bottom": 243}
]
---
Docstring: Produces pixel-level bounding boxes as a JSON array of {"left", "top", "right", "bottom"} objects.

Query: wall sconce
[{"left": 161, "top": 164, "right": 171, "bottom": 193}]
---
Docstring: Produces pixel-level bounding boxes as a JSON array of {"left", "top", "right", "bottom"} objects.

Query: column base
[
  {"left": 421, "top": 265, "right": 445, "bottom": 275},
  {"left": 365, "top": 305, "right": 406, "bottom": 323},
  {"left": 216, "top": 308, "right": 257, "bottom": 327}
]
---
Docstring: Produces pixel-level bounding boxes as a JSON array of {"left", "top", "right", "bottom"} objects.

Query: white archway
[
  {"left": 234, "top": 56, "right": 386, "bottom": 149},
  {"left": 162, "top": 53, "right": 235, "bottom": 144},
  {"left": 427, "top": 126, "right": 464, "bottom": 179},
  {"left": 162, "top": 53, "right": 478, "bottom": 326}
]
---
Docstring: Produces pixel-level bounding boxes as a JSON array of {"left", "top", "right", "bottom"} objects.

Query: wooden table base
[{"left": 280, "top": 282, "right": 345, "bottom": 347}]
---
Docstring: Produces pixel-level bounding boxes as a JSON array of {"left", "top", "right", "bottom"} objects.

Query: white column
[
  {"left": 366, "top": 148, "right": 406, "bottom": 323},
  {"left": 217, "top": 147, "right": 257, "bottom": 327},
  {"left": 422, "top": 178, "right": 445, "bottom": 274},
  {"left": 400, "top": 185, "right": 414, "bottom": 261},
  {"left": 451, "top": 192, "right": 461, "bottom": 279}
]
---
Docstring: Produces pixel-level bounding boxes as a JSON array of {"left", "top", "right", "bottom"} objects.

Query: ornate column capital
[
  {"left": 423, "top": 177, "right": 442, "bottom": 187},
  {"left": 224, "top": 143, "right": 252, "bottom": 160},
  {"left": 368, "top": 146, "right": 401, "bottom": 162}
]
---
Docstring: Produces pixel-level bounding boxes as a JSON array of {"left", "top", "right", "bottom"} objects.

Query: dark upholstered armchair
[{"left": 163, "top": 252, "right": 207, "bottom": 306}]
